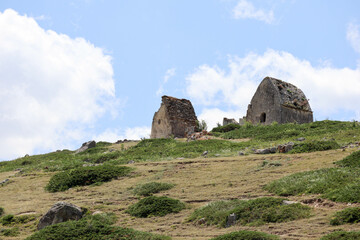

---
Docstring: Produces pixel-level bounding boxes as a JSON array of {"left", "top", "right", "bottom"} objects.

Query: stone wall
[{"left": 151, "top": 96, "right": 197, "bottom": 138}]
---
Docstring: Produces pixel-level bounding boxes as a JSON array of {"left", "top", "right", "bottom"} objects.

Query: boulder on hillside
[
  {"left": 75, "top": 140, "right": 96, "bottom": 154},
  {"left": 37, "top": 202, "right": 83, "bottom": 230}
]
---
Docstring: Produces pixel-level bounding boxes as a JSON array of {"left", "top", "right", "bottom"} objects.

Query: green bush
[
  {"left": 289, "top": 141, "right": 340, "bottom": 153},
  {"left": 126, "top": 196, "right": 185, "bottom": 218},
  {"left": 264, "top": 168, "right": 360, "bottom": 202},
  {"left": 1, "top": 214, "right": 14, "bottom": 225},
  {"left": 211, "top": 123, "right": 241, "bottom": 133},
  {"left": 45, "top": 165, "right": 132, "bottom": 192},
  {"left": 0, "top": 227, "right": 19, "bottom": 237},
  {"left": 0, "top": 207, "right": 4, "bottom": 217},
  {"left": 26, "top": 213, "right": 170, "bottom": 240},
  {"left": 133, "top": 182, "right": 175, "bottom": 196},
  {"left": 210, "top": 230, "right": 279, "bottom": 240},
  {"left": 188, "top": 197, "right": 310, "bottom": 227},
  {"left": 320, "top": 231, "right": 360, "bottom": 240},
  {"left": 335, "top": 150, "right": 360, "bottom": 168},
  {"left": 0, "top": 214, "right": 36, "bottom": 226},
  {"left": 330, "top": 207, "right": 360, "bottom": 225}
]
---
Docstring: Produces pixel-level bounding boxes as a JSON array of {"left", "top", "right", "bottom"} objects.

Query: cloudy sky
[{"left": 0, "top": 0, "right": 359, "bottom": 160}]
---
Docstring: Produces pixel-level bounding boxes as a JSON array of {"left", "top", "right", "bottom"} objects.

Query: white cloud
[
  {"left": 232, "top": 0, "right": 274, "bottom": 24},
  {"left": 93, "top": 127, "right": 151, "bottom": 142},
  {"left": 0, "top": 9, "right": 119, "bottom": 160},
  {"left": 186, "top": 49, "right": 360, "bottom": 129},
  {"left": 156, "top": 68, "right": 176, "bottom": 96},
  {"left": 347, "top": 22, "right": 360, "bottom": 54}
]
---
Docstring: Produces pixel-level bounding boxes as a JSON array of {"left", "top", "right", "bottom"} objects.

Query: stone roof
[
  {"left": 267, "top": 77, "right": 312, "bottom": 112},
  {"left": 162, "top": 95, "right": 197, "bottom": 121}
]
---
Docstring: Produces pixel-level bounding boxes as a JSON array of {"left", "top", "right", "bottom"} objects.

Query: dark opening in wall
[
  {"left": 158, "top": 119, "right": 161, "bottom": 124},
  {"left": 260, "top": 112, "right": 266, "bottom": 123}
]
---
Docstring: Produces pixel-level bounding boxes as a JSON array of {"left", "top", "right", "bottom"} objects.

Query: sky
[{"left": 0, "top": 0, "right": 359, "bottom": 160}]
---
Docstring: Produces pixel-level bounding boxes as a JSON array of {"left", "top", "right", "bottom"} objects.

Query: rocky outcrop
[
  {"left": 37, "top": 202, "right": 83, "bottom": 230},
  {"left": 223, "top": 118, "right": 238, "bottom": 126},
  {"left": 75, "top": 140, "right": 96, "bottom": 154},
  {"left": 151, "top": 96, "right": 198, "bottom": 138}
]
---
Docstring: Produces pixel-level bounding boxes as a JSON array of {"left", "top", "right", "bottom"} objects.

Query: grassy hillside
[{"left": 1, "top": 120, "right": 360, "bottom": 239}]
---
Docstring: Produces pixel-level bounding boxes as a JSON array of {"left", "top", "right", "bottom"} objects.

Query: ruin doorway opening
[{"left": 260, "top": 113, "right": 266, "bottom": 123}]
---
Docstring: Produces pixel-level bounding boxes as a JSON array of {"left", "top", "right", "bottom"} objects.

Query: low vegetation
[
  {"left": 211, "top": 123, "right": 241, "bottom": 133},
  {"left": 289, "top": 140, "right": 340, "bottom": 153},
  {"left": 126, "top": 196, "right": 185, "bottom": 218},
  {"left": 335, "top": 150, "right": 360, "bottom": 168},
  {"left": 188, "top": 197, "right": 311, "bottom": 227},
  {"left": 132, "top": 182, "right": 175, "bottom": 196},
  {"left": 264, "top": 168, "right": 360, "bottom": 202},
  {"left": 330, "top": 207, "right": 360, "bottom": 225},
  {"left": 0, "top": 214, "right": 36, "bottom": 226},
  {"left": 45, "top": 165, "right": 132, "bottom": 192},
  {"left": 25, "top": 213, "right": 170, "bottom": 240},
  {"left": 320, "top": 231, "right": 360, "bottom": 240},
  {"left": 0, "top": 207, "right": 3, "bottom": 217},
  {"left": 210, "top": 230, "right": 279, "bottom": 240},
  {"left": 0, "top": 227, "right": 19, "bottom": 237}
]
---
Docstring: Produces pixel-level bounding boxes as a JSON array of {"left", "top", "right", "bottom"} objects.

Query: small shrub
[
  {"left": 0, "top": 207, "right": 4, "bottom": 217},
  {"left": 211, "top": 123, "right": 241, "bottom": 133},
  {"left": 210, "top": 230, "right": 279, "bottom": 240},
  {"left": 330, "top": 207, "right": 360, "bottom": 225},
  {"left": 289, "top": 140, "right": 340, "bottom": 153},
  {"left": 320, "top": 231, "right": 360, "bottom": 240},
  {"left": 133, "top": 182, "right": 175, "bottom": 196},
  {"left": 1, "top": 214, "right": 15, "bottom": 225},
  {"left": 26, "top": 213, "right": 170, "bottom": 240},
  {"left": 335, "top": 150, "right": 360, "bottom": 168},
  {"left": 0, "top": 227, "right": 19, "bottom": 237},
  {"left": 188, "top": 197, "right": 310, "bottom": 227},
  {"left": 45, "top": 165, "right": 132, "bottom": 192},
  {"left": 126, "top": 196, "right": 185, "bottom": 218},
  {"left": 264, "top": 168, "right": 360, "bottom": 202}
]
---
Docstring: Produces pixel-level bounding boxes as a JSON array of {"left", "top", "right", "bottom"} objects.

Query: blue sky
[{"left": 0, "top": 0, "right": 359, "bottom": 160}]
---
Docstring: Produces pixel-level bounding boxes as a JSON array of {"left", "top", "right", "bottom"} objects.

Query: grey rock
[
  {"left": 37, "top": 202, "right": 83, "bottom": 230},
  {"left": 225, "top": 213, "right": 237, "bottom": 227},
  {"left": 269, "top": 147, "right": 277, "bottom": 153},
  {"left": 278, "top": 142, "right": 294, "bottom": 153},
  {"left": 75, "top": 140, "right": 96, "bottom": 154},
  {"left": 197, "top": 217, "right": 206, "bottom": 225},
  {"left": 0, "top": 179, "right": 9, "bottom": 185},
  {"left": 202, "top": 151, "right": 208, "bottom": 156},
  {"left": 215, "top": 154, "right": 221, "bottom": 157},
  {"left": 282, "top": 200, "right": 298, "bottom": 205},
  {"left": 176, "top": 157, "right": 184, "bottom": 160},
  {"left": 295, "top": 137, "right": 305, "bottom": 141},
  {"left": 238, "top": 151, "right": 245, "bottom": 156},
  {"left": 127, "top": 160, "right": 135, "bottom": 164},
  {"left": 255, "top": 149, "right": 271, "bottom": 154}
]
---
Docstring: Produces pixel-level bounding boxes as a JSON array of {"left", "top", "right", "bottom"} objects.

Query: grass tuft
[
  {"left": 289, "top": 141, "right": 340, "bottom": 153},
  {"left": 320, "top": 231, "right": 360, "bottom": 240},
  {"left": 188, "top": 197, "right": 311, "bottom": 227},
  {"left": 335, "top": 150, "right": 360, "bottom": 168},
  {"left": 0, "top": 207, "right": 3, "bottom": 217},
  {"left": 330, "top": 207, "right": 360, "bottom": 225},
  {"left": 126, "top": 196, "right": 185, "bottom": 218},
  {"left": 210, "top": 230, "right": 279, "bottom": 240},
  {"left": 133, "top": 182, "right": 175, "bottom": 196},
  {"left": 25, "top": 213, "right": 170, "bottom": 240},
  {"left": 45, "top": 165, "right": 132, "bottom": 192}
]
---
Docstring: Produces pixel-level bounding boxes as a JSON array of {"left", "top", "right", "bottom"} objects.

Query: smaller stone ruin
[{"left": 151, "top": 96, "right": 198, "bottom": 138}]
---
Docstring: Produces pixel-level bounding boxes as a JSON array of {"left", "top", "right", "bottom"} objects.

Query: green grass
[
  {"left": 320, "top": 231, "right": 360, "bottom": 240},
  {"left": 335, "top": 150, "right": 360, "bottom": 168},
  {"left": 289, "top": 140, "right": 340, "bottom": 153},
  {"left": 222, "top": 120, "right": 360, "bottom": 142},
  {"left": 0, "top": 214, "right": 36, "bottom": 226},
  {"left": 211, "top": 123, "right": 242, "bottom": 133},
  {"left": 45, "top": 165, "right": 132, "bottom": 192},
  {"left": 210, "top": 230, "right": 279, "bottom": 240},
  {"left": 126, "top": 196, "right": 185, "bottom": 218},
  {"left": 330, "top": 207, "right": 360, "bottom": 225},
  {"left": 0, "top": 227, "right": 19, "bottom": 237},
  {"left": 264, "top": 168, "right": 360, "bottom": 202},
  {"left": 132, "top": 182, "right": 175, "bottom": 196},
  {"left": 188, "top": 197, "right": 311, "bottom": 227},
  {"left": 25, "top": 213, "right": 170, "bottom": 240}
]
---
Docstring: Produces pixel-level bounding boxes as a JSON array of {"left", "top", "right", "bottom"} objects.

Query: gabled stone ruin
[
  {"left": 151, "top": 96, "right": 198, "bottom": 138},
  {"left": 246, "top": 77, "right": 313, "bottom": 124}
]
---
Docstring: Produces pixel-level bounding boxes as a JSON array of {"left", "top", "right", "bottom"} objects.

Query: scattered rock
[
  {"left": 215, "top": 154, "right": 221, "bottom": 157},
  {"left": 225, "top": 213, "right": 237, "bottom": 227},
  {"left": 0, "top": 179, "right": 9, "bottom": 185},
  {"left": 282, "top": 200, "right": 298, "bottom": 205},
  {"left": 277, "top": 142, "right": 294, "bottom": 153},
  {"left": 202, "top": 151, "right": 208, "bottom": 157},
  {"left": 176, "top": 157, "right": 184, "bottom": 160},
  {"left": 295, "top": 137, "right": 305, "bottom": 141},
  {"left": 255, "top": 149, "right": 271, "bottom": 154},
  {"left": 238, "top": 151, "right": 245, "bottom": 156},
  {"left": 37, "top": 202, "right": 83, "bottom": 230},
  {"left": 127, "top": 160, "right": 135, "bottom": 164},
  {"left": 75, "top": 140, "right": 96, "bottom": 154},
  {"left": 197, "top": 218, "right": 206, "bottom": 225},
  {"left": 92, "top": 211, "right": 103, "bottom": 215},
  {"left": 269, "top": 147, "right": 277, "bottom": 153}
]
